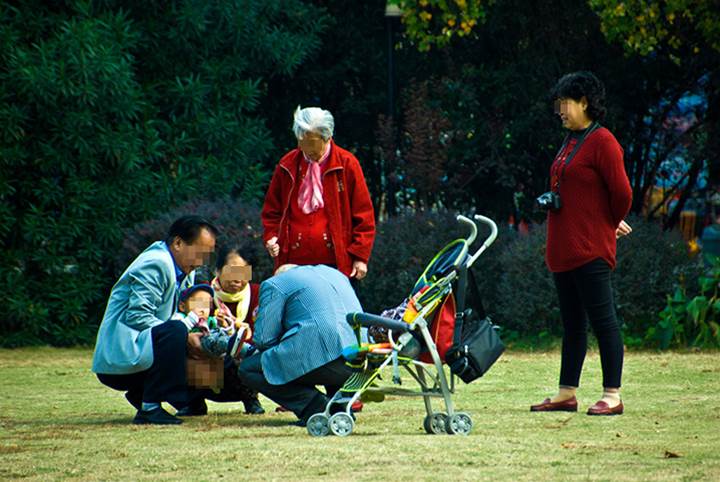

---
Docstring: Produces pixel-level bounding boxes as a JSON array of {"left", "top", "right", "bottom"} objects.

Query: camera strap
[{"left": 551, "top": 121, "right": 600, "bottom": 190}]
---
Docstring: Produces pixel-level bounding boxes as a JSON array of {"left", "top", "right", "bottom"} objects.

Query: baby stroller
[{"left": 306, "top": 214, "right": 500, "bottom": 437}]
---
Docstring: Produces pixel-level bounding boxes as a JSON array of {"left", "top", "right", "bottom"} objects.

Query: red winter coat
[{"left": 261, "top": 141, "right": 376, "bottom": 276}]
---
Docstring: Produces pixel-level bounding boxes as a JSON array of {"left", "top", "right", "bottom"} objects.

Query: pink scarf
[{"left": 298, "top": 142, "right": 331, "bottom": 214}]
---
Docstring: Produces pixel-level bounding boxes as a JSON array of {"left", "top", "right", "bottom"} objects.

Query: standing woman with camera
[{"left": 531, "top": 71, "right": 633, "bottom": 416}]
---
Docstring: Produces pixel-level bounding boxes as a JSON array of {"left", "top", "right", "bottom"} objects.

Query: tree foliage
[
  {"left": 390, "top": 0, "right": 492, "bottom": 51},
  {"left": 0, "top": 0, "right": 327, "bottom": 346},
  {"left": 589, "top": 0, "right": 720, "bottom": 60}
]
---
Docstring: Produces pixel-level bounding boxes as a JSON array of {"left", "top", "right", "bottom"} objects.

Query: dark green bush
[
  {"left": 483, "top": 215, "right": 702, "bottom": 346},
  {"left": 614, "top": 215, "right": 704, "bottom": 343},
  {"left": 117, "top": 199, "right": 275, "bottom": 284},
  {"left": 491, "top": 227, "right": 560, "bottom": 338},
  {"left": 651, "top": 258, "right": 720, "bottom": 350},
  {"left": 356, "top": 211, "right": 470, "bottom": 314},
  {"left": 116, "top": 208, "right": 703, "bottom": 351}
]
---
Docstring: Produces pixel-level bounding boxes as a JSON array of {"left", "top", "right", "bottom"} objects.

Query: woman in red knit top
[
  {"left": 530, "top": 72, "right": 633, "bottom": 416},
  {"left": 261, "top": 106, "right": 375, "bottom": 280}
]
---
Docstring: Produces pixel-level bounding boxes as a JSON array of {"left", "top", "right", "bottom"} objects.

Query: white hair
[{"left": 292, "top": 106, "right": 334, "bottom": 141}]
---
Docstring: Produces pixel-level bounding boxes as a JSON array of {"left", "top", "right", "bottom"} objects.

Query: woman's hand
[
  {"left": 350, "top": 260, "right": 368, "bottom": 280},
  {"left": 265, "top": 236, "right": 280, "bottom": 257},
  {"left": 215, "top": 310, "right": 230, "bottom": 328},
  {"left": 616, "top": 220, "right": 632, "bottom": 239},
  {"left": 187, "top": 332, "right": 205, "bottom": 360}
]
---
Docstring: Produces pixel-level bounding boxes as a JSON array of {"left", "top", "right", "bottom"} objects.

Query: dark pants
[
  {"left": 96, "top": 320, "right": 189, "bottom": 408},
  {"left": 553, "top": 258, "right": 624, "bottom": 388},
  {"left": 193, "top": 355, "right": 259, "bottom": 404},
  {"left": 238, "top": 353, "right": 353, "bottom": 421}
]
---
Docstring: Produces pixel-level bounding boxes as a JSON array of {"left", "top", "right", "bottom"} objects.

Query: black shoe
[
  {"left": 125, "top": 392, "right": 142, "bottom": 411},
  {"left": 243, "top": 398, "right": 265, "bottom": 415},
  {"left": 176, "top": 399, "right": 208, "bottom": 417},
  {"left": 292, "top": 419, "right": 307, "bottom": 427},
  {"left": 133, "top": 406, "right": 182, "bottom": 425}
]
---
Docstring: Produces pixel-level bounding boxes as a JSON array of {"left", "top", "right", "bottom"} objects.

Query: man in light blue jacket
[
  {"left": 92, "top": 215, "right": 218, "bottom": 425},
  {"left": 238, "top": 264, "right": 360, "bottom": 426}
]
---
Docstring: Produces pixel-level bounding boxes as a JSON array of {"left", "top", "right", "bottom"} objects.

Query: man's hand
[
  {"left": 187, "top": 332, "right": 205, "bottom": 359},
  {"left": 616, "top": 220, "right": 632, "bottom": 239},
  {"left": 350, "top": 260, "right": 368, "bottom": 280},
  {"left": 265, "top": 236, "right": 280, "bottom": 258}
]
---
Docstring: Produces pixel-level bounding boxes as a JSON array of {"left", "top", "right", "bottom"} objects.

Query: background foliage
[
  {"left": 1, "top": 0, "right": 717, "bottom": 348},
  {"left": 0, "top": 0, "right": 327, "bottom": 345}
]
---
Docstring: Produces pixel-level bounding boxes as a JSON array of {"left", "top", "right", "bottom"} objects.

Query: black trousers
[
  {"left": 193, "top": 355, "right": 259, "bottom": 404},
  {"left": 238, "top": 353, "right": 353, "bottom": 421},
  {"left": 553, "top": 258, "right": 624, "bottom": 388},
  {"left": 96, "top": 320, "right": 189, "bottom": 408}
]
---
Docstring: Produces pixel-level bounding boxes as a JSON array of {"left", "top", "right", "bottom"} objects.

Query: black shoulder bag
[{"left": 445, "top": 269, "right": 505, "bottom": 383}]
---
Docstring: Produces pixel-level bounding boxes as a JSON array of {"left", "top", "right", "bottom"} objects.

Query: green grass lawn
[{"left": 1, "top": 348, "right": 718, "bottom": 481}]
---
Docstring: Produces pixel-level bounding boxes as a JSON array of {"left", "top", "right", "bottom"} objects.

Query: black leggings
[{"left": 553, "top": 258, "right": 623, "bottom": 388}]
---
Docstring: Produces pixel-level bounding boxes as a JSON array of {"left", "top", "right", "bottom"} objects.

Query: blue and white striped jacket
[{"left": 253, "top": 265, "right": 361, "bottom": 385}]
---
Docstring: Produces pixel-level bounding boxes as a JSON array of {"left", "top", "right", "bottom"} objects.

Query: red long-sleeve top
[{"left": 545, "top": 127, "right": 632, "bottom": 272}]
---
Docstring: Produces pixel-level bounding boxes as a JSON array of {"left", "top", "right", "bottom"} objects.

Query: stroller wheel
[
  {"left": 445, "top": 412, "right": 473, "bottom": 436},
  {"left": 329, "top": 412, "right": 355, "bottom": 437},
  {"left": 423, "top": 412, "right": 448, "bottom": 435},
  {"left": 306, "top": 413, "right": 330, "bottom": 437}
]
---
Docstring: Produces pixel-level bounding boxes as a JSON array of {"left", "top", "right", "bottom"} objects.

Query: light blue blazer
[
  {"left": 253, "top": 265, "right": 361, "bottom": 385},
  {"left": 92, "top": 241, "right": 194, "bottom": 375}
]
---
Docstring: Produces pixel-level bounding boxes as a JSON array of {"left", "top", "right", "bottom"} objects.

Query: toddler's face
[{"left": 182, "top": 290, "right": 213, "bottom": 319}]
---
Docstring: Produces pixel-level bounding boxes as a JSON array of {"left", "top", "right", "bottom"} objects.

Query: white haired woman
[{"left": 261, "top": 106, "right": 376, "bottom": 279}]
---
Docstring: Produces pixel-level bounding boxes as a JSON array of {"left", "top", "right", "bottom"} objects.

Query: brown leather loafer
[
  {"left": 530, "top": 396, "right": 578, "bottom": 412},
  {"left": 587, "top": 400, "right": 624, "bottom": 416}
]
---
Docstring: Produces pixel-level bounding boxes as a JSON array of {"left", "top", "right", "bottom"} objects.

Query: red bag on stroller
[{"left": 419, "top": 293, "right": 456, "bottom": 364}]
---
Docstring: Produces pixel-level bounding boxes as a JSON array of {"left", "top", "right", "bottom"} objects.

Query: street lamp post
[
  {"left": 383, "top": 3, "right": 402, "bottom": 218},
  {"left": 385, "top": 3, "right": 402, "bottom": 118}
]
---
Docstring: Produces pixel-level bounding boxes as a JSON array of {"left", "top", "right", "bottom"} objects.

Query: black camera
[{"left": 536, "top": 191, "right": 562, "bottom": 211}]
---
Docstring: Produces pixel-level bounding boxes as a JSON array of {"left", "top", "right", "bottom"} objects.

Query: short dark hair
[
  {"left": 165, "top": 215, "right": 219, "bottom": 245},
  {"left": 216, "top": 241, "right": 259, "bottom": 271},
  {"left": 550, "top": 71, "right": 607, "bottom": 121}
]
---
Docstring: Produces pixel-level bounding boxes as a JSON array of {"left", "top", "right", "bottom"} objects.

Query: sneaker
[{"left": 133, "top": 406, "right": 182, "bottom": 425}]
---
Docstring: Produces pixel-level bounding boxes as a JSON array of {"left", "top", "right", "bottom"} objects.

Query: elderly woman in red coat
[{"left": 262, "top": 106, "right": 375, "bottom": 279}]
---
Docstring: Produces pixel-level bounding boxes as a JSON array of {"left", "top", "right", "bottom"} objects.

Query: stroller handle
[
  {"left": 346, "top": 312, "right": 411, "bottom": 333},
  {"left": 456, "top": 214, "right": 478, "bottom": 246},
  {"left": 465, "top": 214, "right": 498, "bottom": 268}
]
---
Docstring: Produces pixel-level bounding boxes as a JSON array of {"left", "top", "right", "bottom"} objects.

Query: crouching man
[
  {"left": 92, "top": 216, "right": 217, "bottom": 425},
  {"left": 238, "top": 264, "right": 359, "bottom": 426}
]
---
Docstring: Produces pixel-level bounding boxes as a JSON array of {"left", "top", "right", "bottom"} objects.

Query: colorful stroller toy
[{"left": 306, "top": 214, "right": 500, "bottom": 437}]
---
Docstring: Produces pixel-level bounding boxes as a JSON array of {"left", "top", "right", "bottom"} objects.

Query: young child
[{"left": 172, "top": 284, "right": 253, "bottom": 361}]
